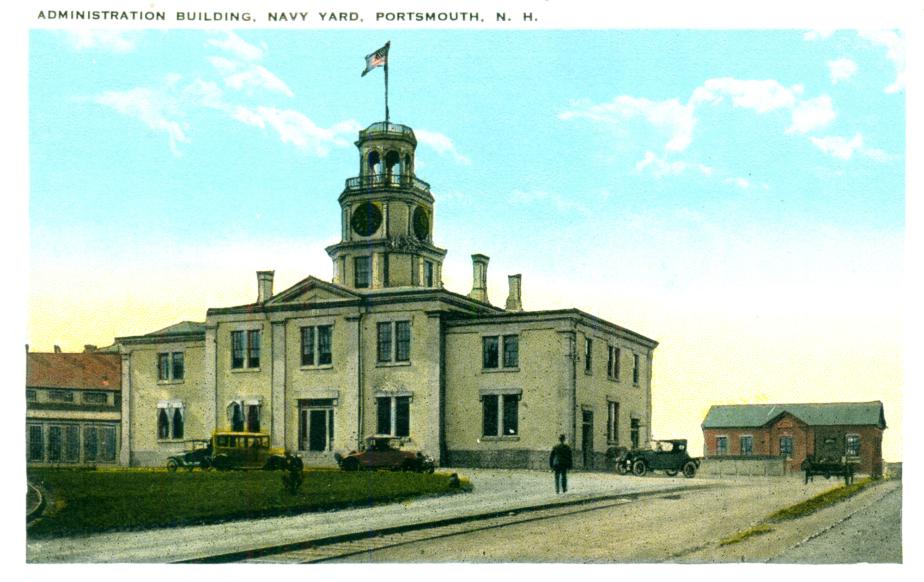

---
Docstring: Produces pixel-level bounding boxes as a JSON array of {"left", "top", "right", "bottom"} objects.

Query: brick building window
[
  {"left": 157, "top": 402, "right": 185, "bottom": 440},
  {"left": 424, "top": 260, "right": 434, "bottom": 287},
  {"left": 48, "top": 389, "right": 74, "bottom": 402},
  {"left": 846, "top": 434, "right": 861, "bottom": 457},
  {"left": 632, "top": 353, "right": 641, "bottom": 385},
  {"left": 354, "top": 256, "right": 371, "bottom": 288},
  {"left": 83, "top": 391, "right": 108, "bottom": 404},
  {"left": 716, "top": 436, "right": 728, "bottom": 455},
  {"left": 607, "top": 346, "right": 621, "bottom": 380},
  {"left": 740, "top": 435, "right": 753, "bottom": 456},
  {"left": 779, "top": 435, "right": 793, "bottom": 458},
  {"left": 483, "top": 335, "right": 519, "bottom": 369}
]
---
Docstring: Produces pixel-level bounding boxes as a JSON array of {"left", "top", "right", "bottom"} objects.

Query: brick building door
[{"left": 582, "top": 410, "right": 594, "bottom": 469}]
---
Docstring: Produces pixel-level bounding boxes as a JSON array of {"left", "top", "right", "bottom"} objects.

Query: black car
[
  {"left": 166, "top": 440, "right": 212, "bottom": 471},
  {"left": 616, "top": 439, "right": 700, "bottom": 478}
]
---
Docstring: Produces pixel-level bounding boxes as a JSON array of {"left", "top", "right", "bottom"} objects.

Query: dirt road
[{"left": 329, "top": 477, "right": 845, "bottom": 562}]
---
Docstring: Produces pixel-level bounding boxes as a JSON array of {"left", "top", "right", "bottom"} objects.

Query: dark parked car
[
  {"left": 166, "top": 439, "right": 212, "bottom": 471},
  {"left": 617, "top": 439, "right": 700, "bottom": 478},
  {"left": 335, "top": 437, "right": 435, "bottom": 473}
]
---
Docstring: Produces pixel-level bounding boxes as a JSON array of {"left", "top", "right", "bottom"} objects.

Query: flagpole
[{"left": 384, "top": 44, "right": 390, "bottom": 123}]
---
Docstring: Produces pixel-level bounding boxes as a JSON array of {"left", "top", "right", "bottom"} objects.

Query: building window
[
  {"left": 607, "top": 401, "right": 620, "bottom": 444},
  {"left": 299, "top": 399, "right": 335, "bottom": 452},
  {"left": 779, "top": 435, "right": 793, "bottom": 458},
  {"left": 630, "top": 418, "right": 640, "bottom": 449},
  {"left": 383, "top": 253, "right": 390, "bottom": 287},
  {"left": 355, "top": 256, "right": 371, "bottom": 288},
  {"left": 83, "top": 391, "right": 108, "bottom": 404},
  {"left": 48, "top": 389, "right": 74, "bottom": 402},
  {"left": 157, "top": 404, "right": 185, "bottom": 440},
  {"left": 377, "top": 321, "right": 411, "bottom": 363},
  {"left": 26, "top": 389, "right": 37, "bottom": 402},
  {"left": 229, "top": 401, "right": 245, "bottom": 432},
  {"left": 28, "top": 424, "right": 43, "bottom": 462},
  {"left": 424, "top": 260, "right": 434, "bottom": 287},
  {"left": 231, "top": 330, "right": 261, "bottom": 369},
  {"left": 301, "top": 325, "right": 333, "bottom": 366},
  {"left": 157, "top": 351, "right": 185, "bottom": 381},
  {"left": 716, "top": 436, "right": 728, "bottom": 455},
  {"left": 64, "top": 425, "right": 80, "bottom": 462},
  {"left": 483, "top": 335, "right": 519, "bottom": 369},
  {"left": 584, "top": 337, "right": 593, "bottom": 373},
  {"left": 607, "top": 346, "right": 621, "bottom": 380},
  {"left": 47, "top": 426, "right": 62, "bottom": 462},
  {"left": 482, "top": 394, "right": 519, "bottom": 437},
  {"left": 247, "top": 404, "right": 261, "bottom": 432},
  {"left": 376, "top": 395, "right": 410, "bottom": 437},
  {"left": 740, "top": 435, "right": 753, "bottom": 456},
  {"left": 633, "top": 354, "right": 641, "bottom": 385},
  {"left": 846, "top": 434, "right": 861, "bottom": 457}
]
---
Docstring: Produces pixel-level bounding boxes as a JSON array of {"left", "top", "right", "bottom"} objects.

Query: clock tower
[{"left": 326, "top": 121, "right": 447, "bottom": 290}]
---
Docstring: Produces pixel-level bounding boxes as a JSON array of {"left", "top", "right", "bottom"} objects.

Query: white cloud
[
  {"left": 787, "top": 95, "right": 836, "bottom": 134},
  {"left": 93, "top": 88, "right": 188, "bottom": 154},
  {"left": 723, "top": 177, "right": 751, "bottom": 189},
  {"left": 249, "top": 107, "right": 357, "bottom": 155},
  {"left": 635, "top": 151, "right": 713, "bottom": 178},
  {"left": 692, "top": 78, "right": 802, "bottom": 113},
  {"left": 65, "top": 30, "right": 137, "bottom": 52},
  {"left": 858, "top": 30, "right": 905, "bottom": 93},
  {"left": 206, "top": 31, "right": 265, "bottom": 62},
  {"left": 811, "top": 133, "right": 891, "bottom": 162},
  {"left": 560, "top": 96, "right": 696, "bottom": 152},
  {"left": 415, "top": 129, "right": 471, "bottom": 164},
  {"left": 828, "top": 58, "right": 858, "bottom": 84},
  {"left": 207, "top": 56, "right": 293, "bottom": 97}
]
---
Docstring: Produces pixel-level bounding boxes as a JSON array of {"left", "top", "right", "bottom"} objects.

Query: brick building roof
[
  {"left": 702, "top": 401, "right": 885, "bottom": 429},
  {"left": 26, "top": 352, "right": 121, "bottom": 392}
]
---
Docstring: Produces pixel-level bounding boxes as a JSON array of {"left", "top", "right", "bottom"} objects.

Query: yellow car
[{"left": 208, "top": 431, "right": 302, "bottom": 471}]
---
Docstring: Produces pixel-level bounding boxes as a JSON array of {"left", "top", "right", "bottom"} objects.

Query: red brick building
[{"left": 701, "top": 401, "right": 886, "bottom": 476}]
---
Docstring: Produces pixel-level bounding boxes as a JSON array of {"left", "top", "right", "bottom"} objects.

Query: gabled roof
[
  {"left": 702, "top": 401, "right": 886, "bottom": 429},
  {"left": 146, "top": 321, "right": 206, "bottom": 336},
  {"left": 26, "top": 352, "right": 121, "bottom": 391},
  {"left": 263, "top": 275, "right": 362, "bottom": 305}
]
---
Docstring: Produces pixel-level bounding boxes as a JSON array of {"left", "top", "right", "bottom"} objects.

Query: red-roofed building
[{"left": 26, "top": 350, "right": 122, "bottom": 465}]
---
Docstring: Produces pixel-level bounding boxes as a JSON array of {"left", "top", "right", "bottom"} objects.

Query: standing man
[{"left": 549, "top": 434, "right": 573, "bottom": 494}]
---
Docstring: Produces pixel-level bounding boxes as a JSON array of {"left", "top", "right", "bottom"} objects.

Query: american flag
[{"left": 362, "top": 42, "right": 390, "bottom": 77}]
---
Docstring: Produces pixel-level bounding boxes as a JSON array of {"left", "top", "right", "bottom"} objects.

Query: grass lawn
[{"left": 28, "top": 468, "right": 468, "bottom": 538}]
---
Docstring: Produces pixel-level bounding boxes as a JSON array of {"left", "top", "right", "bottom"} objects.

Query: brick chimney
[
  {"left": 468, "top": 254, "right": 490, "bottom": 303},
  {"left": 83, "top": 344, "right": 98, "bottom": 353},
  {"left": 505, "top": 274, "right": 523, "bottom": 311},
  {"left": 257, "top": 270, "right": 275, "bottom": 303}
]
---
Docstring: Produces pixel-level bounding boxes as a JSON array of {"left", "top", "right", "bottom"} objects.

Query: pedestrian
[{"left": 549, "top": 434, "right": 573, "bottom": 494}]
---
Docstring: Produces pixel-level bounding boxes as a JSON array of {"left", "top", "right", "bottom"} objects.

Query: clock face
[
  {"left": 413, "top": 206, "right": 430, "bottom": 240},
  {"left": 351, "top": 202, "right": 382, "bottom": 236}
]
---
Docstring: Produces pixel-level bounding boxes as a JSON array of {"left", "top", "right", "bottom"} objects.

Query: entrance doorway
[
  {"left": 299, "top": 399, "right": 335, "bottom": 452},
  {"left": 582, "top": 409, "right": 594, "bottom": 469}
]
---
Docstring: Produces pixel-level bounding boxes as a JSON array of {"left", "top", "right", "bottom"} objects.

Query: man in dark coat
[{"left": 549, "top": 434, "right": 573, "bottom": 493}]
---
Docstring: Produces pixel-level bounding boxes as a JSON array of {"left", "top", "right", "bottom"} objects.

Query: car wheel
[
  {"left": 632, "top": 459, "right": 647, "bottom": 476},
  {"left": 166, "top": 459, "right": 179, "bottom": 472},
  {"left": 682, "top": 461, "right": 697, "bottom": 478},
  {"left": 615, "top": 462, "right": 629, "bottom": 475},
  {"left": 200, "top": 457, "right": 211, "bottom": 471},
  {"left": 212, "top": 455, "right": 230, "bottom": 471},
  {"left": 342, "top": 457, "right": 360, "bottom": 471},
  {"left": 665, "top": 469, "right": 679, "bottom": 477}
]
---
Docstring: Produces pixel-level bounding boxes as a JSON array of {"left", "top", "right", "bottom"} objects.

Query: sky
[{"left": 28, "top": 27, "right": 905, "bottom": 460}]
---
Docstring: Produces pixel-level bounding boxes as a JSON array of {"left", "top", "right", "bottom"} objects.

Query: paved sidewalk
[{"left": 27, "top": 469, "right": 723, "bottom": 563}]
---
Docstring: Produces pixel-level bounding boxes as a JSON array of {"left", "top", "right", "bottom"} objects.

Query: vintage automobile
[
  {"left": 166, "top": 431, "right": 303, "bottom": 472},
  {"left": 335, "top": 436, "right": 435, "bottom": 473},
  {"left": 617, "top": 439, "right": 701, "bottom": 478},
  {"left": 166, "top": 439, "right": 212, "bottom": 471}
]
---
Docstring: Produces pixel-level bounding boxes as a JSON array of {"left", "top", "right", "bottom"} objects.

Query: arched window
[
  {"left": 229, "top": 402, "right": 244, "bottom": 432},
  {"left": 247, "top": 405, "right": 261, "bottom": 432},
  {"left": 172, "top": 408, "right": 184, "bottom": 439},
  {"left": 157, "top": 409, "right": 170, "bottom": 440},
  {"left": 367, "top": 151, "right": 382, "bottom": 182},
  {"left": 385, "top": 150, "right": 401, "bottom": 185}
]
